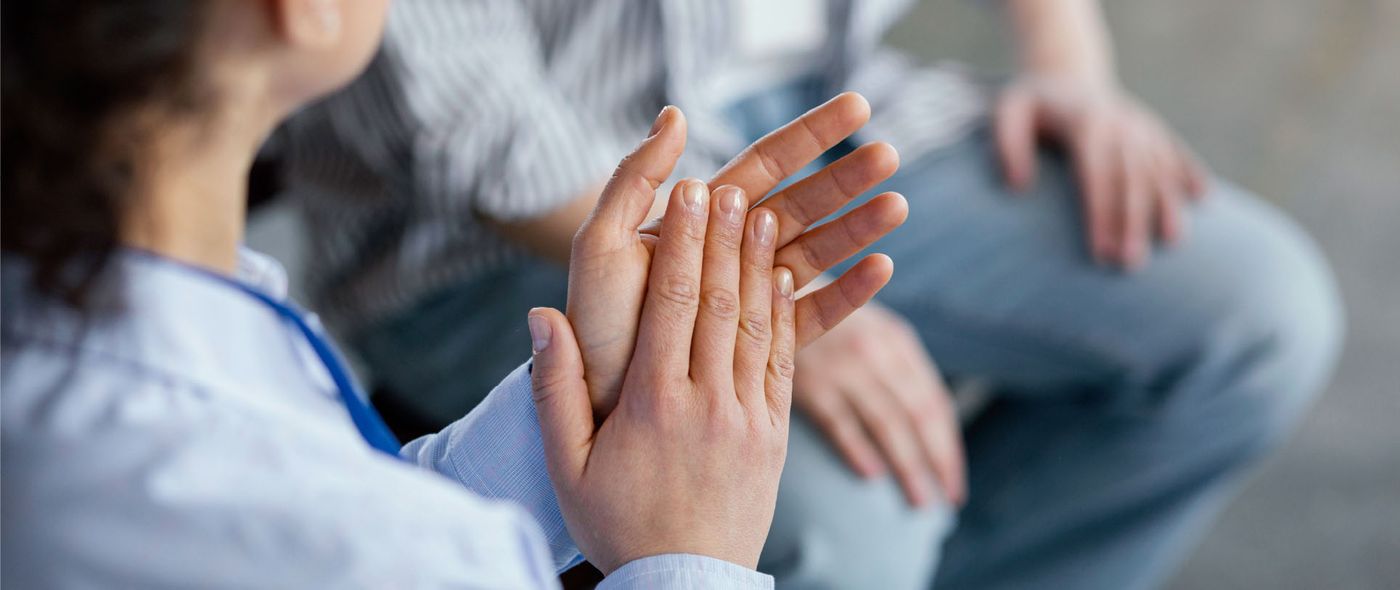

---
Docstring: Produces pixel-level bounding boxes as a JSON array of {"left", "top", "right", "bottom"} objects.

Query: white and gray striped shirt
[{"left": 283, "top": 0, "right": 988, "bottom": 331}]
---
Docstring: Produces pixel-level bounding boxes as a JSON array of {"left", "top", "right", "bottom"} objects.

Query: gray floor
[
  {"left": 888, "top": 1, "right": 1400, "bottom": 588},
  {"left": 249, "top": 1, "right": 1399, "bottom": 587}
]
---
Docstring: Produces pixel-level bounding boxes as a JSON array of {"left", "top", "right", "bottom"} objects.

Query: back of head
[{"left": 1, "top": 1, "right": 211, "bottom": 309}]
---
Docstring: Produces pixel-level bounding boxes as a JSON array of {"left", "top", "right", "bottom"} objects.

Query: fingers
[
  {"left": 1073, "top": 129, "right": 1115, "bottom": 265},
  {"left": 528, "top": 308, "right": 593, "bottom": 480},
  {"left": 894, "top": 347, "right": 967, "bottom": 506},
  {"left": 632, "top": 179, "right": 710, "bottom": 382},
  {"left": 803, "top": 391, "right": 887, "bottom": 478},
  {"left": 734, "top": 208, "right": 780, "bottom": 406},
  {"left": 794, "top": 254, "right": 894, "bottom": 349},
  {"left": 690, "top": 186, "right": 749, "bottom": 386},
  {"left": 995, "top": 89, "right": 1039, "bottom": 192},
  {"left": 758, "top": 141, "right": 900, "bottom": 247},
  {"left": 775, "top": 192, "right": 908, "bottom": 288},
  {"left": 1090, "top": 131, "right": 1200, "bottom": 269},
  {"left": 711, "top": 92, "right": 872, "bottom": 199},
  {"left": 845, "top": 375, "right": 936, "bottom": 507},
  {"left": 765, "top": 266, "right": 797, "bottom": 421},
  {"left": 584, "top": 106, "right": 687, "bottom": 242},
  {"left": 1117, "top": 144, "right": 1151, "bottom": 269},
  {"left": 1175, "top": 141, "right": 1211, "bottom": 199},
  {"left": 1150, "top": 144, "right": 1186, "bottom": 245}
]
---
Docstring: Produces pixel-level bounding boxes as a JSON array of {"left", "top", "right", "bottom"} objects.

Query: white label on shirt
[{"left": 732, "top": 0, "right": 828, "bottom": 60}]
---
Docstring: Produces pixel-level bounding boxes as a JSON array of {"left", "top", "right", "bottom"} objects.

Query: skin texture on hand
[
  {"left": 793, "top": 301, "right": 966, "bottom": 507},
  {"left": 567, "top": 93, "right": 907, "bottom": 419},
  {"left": 995, "top": 75, "right": 1209, "bottom": 269},
  {"left": 528, "top": 178, "right": 803, "bottom": 574}
]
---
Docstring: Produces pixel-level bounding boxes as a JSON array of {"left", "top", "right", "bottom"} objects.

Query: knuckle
[
  {"left": 530, "top": 373, "right": 570, "bottom": 402},
  {"left": 649, "top": 385, "right": 691, "bottom": 420},
  {"left": 870, "top": 421, "right": 898, "bottom": 443},
  {"left": 700, "top": 288, "right": 740, "bottom": 320},
  {"left": 752, "top": 146, "right": 788, "bottom": 185},
  {"left": 911, "top": 398, "right": 942, "bottom": 424},
  {"left": 848, "top": 333, "right": 880, "bottom": 359},
  {"left": 745, "top": 248, "right": 773, "bottom": 276},
  {"left": 740, "top": 310, "right": 771, "bottom": 341},
  {"left": 657, "top": 275, "right": 699, "bottom": 307},
  {"left": 869, "top": 404, "right": 904, "bottom": 432},
  {"left": 770, "top": 351, "right": 797, "bottom": 381},
  {"left": 610, "top": 160, "right": 656, "bottom": 196},
  {"left": 796, "top": 237, "right": 824, "bottom": 271},
  {"left": 706, "top": 402, "right": 746, "bottom": 436}
]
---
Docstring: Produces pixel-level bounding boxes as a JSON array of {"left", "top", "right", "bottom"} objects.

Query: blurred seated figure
[
  {"left": 2, "top": 1, "right": 909, "bottom": 587},
  {"left": 282, "top": 0, "right": 1344, "bottom": 588}
]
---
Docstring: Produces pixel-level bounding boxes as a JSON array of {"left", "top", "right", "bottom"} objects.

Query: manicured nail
[
  {"left": 716, "top": 186, "right": 745, "bottom": 223},
  {"left": 774, "top": 267, "right": 794, "bottom": 299},
  {"left": 648, "top": 106, "right": 673, "bottom": 137},
  {"left": 527, "top": 311, "right": 551, "bottom": 353},
  {"left": 755, "top": 210, "right": 777, "bottom": 246},
  {"left": 683, "top": 180, "right": 707, "bottom": 215}
]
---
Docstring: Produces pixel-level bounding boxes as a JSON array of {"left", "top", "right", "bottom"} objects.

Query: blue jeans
[{"left": 355, "top": 82, "right": 1343, "bottom": 589}]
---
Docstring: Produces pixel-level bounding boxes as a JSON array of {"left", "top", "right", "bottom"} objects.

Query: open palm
[{"left": 567, "top": 93, "right": 909, "bottom": 417}]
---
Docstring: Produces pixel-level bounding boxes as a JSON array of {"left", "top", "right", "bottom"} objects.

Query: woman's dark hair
[{"left": 2, "top": 1, "right": 212, "bottom": 308}]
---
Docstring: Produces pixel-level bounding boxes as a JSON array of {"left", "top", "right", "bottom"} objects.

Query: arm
[
  {"left": 404, "top": 98, "right": 904, "bottom": 583},
  {"left": 780, "top": 0, "right": 1199, "bottom": 508},
  {"left": 1006, "top": 0, "right": 1115, "bottom": 84}
]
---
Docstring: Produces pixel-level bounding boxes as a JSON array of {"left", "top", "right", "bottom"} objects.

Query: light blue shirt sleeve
[
  {"left": 599, "top": 554, "right": 773, "bottom": 590},
  {"left": 399, "top": 362, "right": 774, "bottom": 589},
  {"left": 399, "top": 362, "right": 579, "bottom": 569},
  {"left": 3, "top": 252, "right": 771, "bottom": 588}
]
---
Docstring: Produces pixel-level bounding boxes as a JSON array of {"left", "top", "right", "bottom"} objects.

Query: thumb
[
  {"left": 528, "top": 307, "right": 593, "bottom": 480},
  {"left": 587, "top": 106, "right": 689, "bottom": 237},
  {"left": 995, "top": 89, "right": 1038, "bottom": 193}
]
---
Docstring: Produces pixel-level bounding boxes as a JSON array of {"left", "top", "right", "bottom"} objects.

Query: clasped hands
[{"left": 526, "top": 93, "right": 909, "bottom": 573}]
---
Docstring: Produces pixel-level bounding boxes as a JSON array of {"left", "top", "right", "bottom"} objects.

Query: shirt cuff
[
  {"left": 399, "top": 361, "right": 582, "bottom": 572},
  {"left": 597, "top": 554, "right": 773, "bottom": 590}
]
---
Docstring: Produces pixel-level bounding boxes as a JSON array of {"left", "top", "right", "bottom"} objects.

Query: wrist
[
  {"left": 1020, "top": 64, "right": 1117, "bottom": 89},
  {"left": 1008, "top": 0, "right": 1119, "bottom": 90}
]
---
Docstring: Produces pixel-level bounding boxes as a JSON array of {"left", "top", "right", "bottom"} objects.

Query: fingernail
[
  {"left": 527, "top": 311, "right": 551, "bottom": 353},
  {"left": 683, "top": 180, "right": 707, "bottom": 215},
  {"left": 755, "top": 210, "right": 776, "bottom": 246},
  {"left": 774, "top": 267, "right": 794, "bottom": 299},
  {"left": 648, "top": 106, "right": 673, "bottom": 137},
  {"left": 717, "top": 186, "right": 745, "bottom": 223}
]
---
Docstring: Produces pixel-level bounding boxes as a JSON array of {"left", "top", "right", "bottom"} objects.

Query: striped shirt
[{"left": 283, "top": 0, "right": 988, "bottom": 331}]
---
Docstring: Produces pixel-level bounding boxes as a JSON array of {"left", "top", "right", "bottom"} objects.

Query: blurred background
[
  {"left": 886, "top": 1, "right": 1400, "bottom": 588},
  {"left": 248, "top": 1, "right": 1398, "bottom": 587}
]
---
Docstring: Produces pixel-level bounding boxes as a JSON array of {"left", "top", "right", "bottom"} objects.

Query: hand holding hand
[
  {"left": 995, "top": 75, "right": 1209, "bottom": 269},
  {"left": 528, "top": 178, "right": 807, "bottom": 572},
  {"left": 568, "top": 94, "right": 908, "bottom": 418}
]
